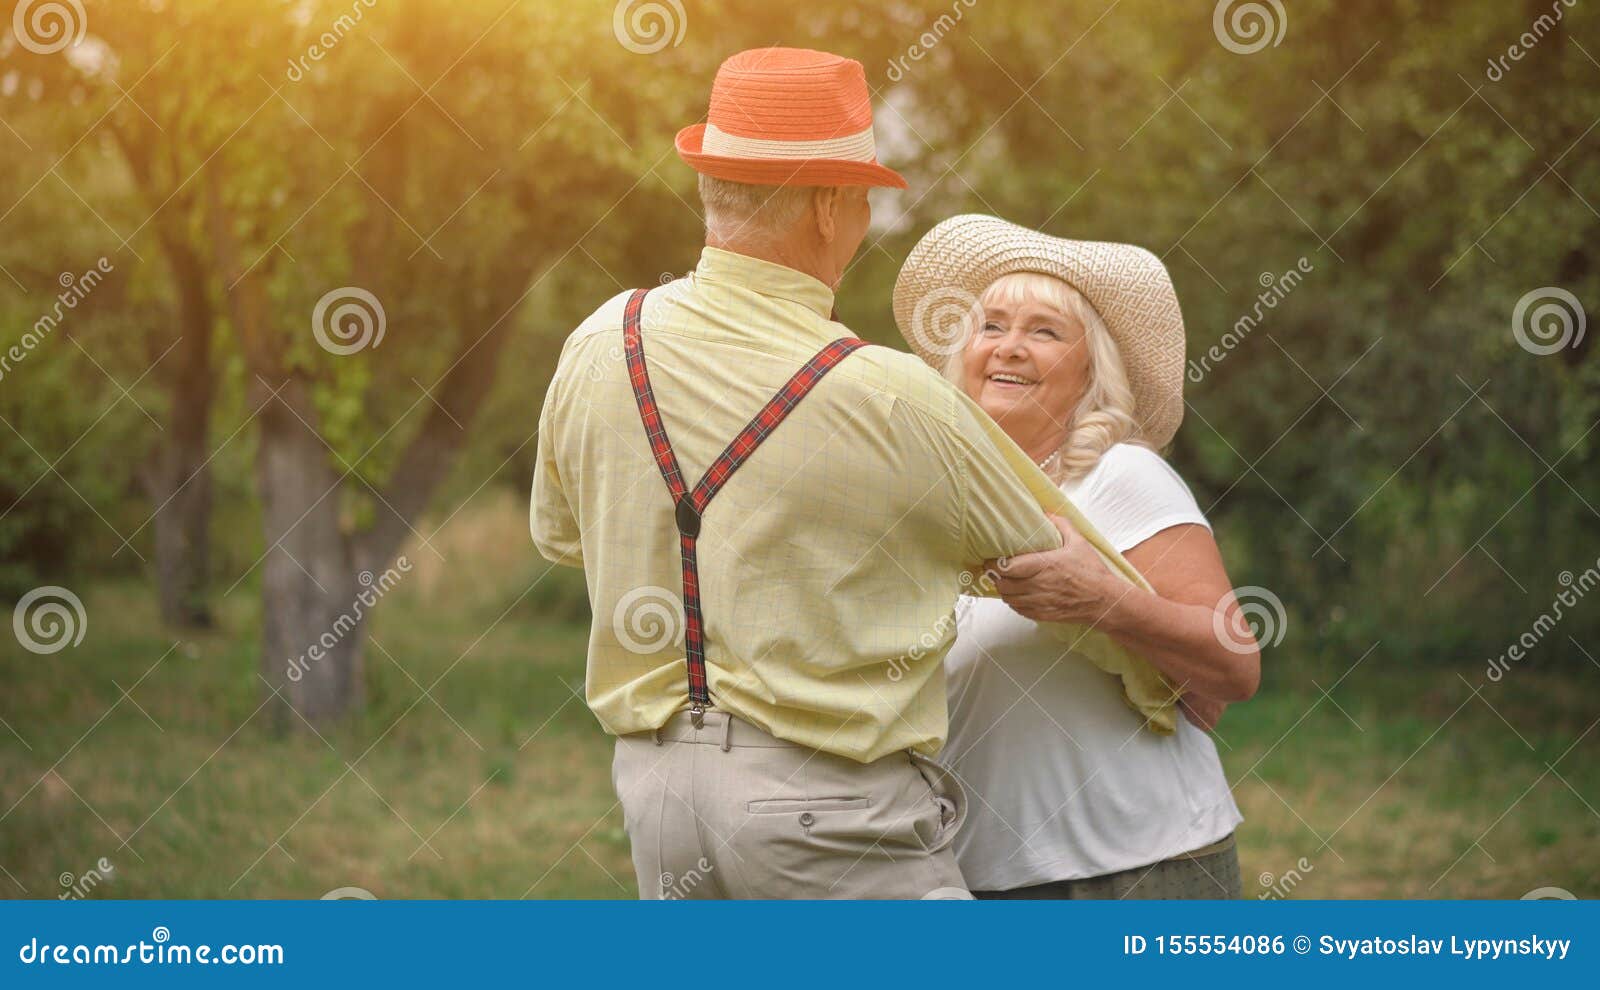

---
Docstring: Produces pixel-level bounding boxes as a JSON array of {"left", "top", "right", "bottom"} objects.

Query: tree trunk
[
  {"left": 146, "top": 266, "right": 215, "bottom": 628},
  {"left": 143, "top": 446, "right": 213, "bottom": 629},
  {"left": 253, "top": 377, "right": 365, "bottom": 730},
  {"left": 110, "top": 122, "right": 219, "bottom": 630}
]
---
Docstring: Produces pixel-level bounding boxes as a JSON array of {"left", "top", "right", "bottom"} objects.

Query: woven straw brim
[
  {"left": 892, "top": 214, "right": 1187, "bottom": 448},
  {"left": 675, "top": 124, "right": 908, "bottom": 188}
]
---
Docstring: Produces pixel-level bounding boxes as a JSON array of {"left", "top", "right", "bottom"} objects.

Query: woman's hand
[
  {"left": 985, "top": 515, "right": 1123, "bottom": 626},
  {"left": 990, "top": 515, "right": 1262, "bottom": 704}
]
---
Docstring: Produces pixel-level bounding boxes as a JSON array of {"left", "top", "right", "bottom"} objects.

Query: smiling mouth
[{"left": 987, "top": 372, "right": 1037, "bottom": 388}]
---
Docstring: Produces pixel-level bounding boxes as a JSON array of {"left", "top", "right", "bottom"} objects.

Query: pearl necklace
[{"left": 1037, "top": 450, "right": 1061, "bottom": 475}]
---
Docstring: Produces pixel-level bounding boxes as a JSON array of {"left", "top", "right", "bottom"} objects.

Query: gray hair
[{"left": 698, "top": 174, "right": 826, "bottom": 246}]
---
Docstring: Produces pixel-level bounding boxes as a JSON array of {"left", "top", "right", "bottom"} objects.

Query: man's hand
[{"left": 985, "top": 515, "right": 1123, "bottom": 626}]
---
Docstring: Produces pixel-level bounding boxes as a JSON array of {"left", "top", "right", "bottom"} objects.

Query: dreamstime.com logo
[
  {"left": 59, "top": 857, "right": 115, "bottom": 900},
  {"left": 660, "top": 858, "right": 713, "bottom": 899},
  {"left": 311, "top": 286, "right": 386, "bottom": 355},
  {"left": 909, "top": 286, "right": 982, "bottom": 359},
  {"left": 1485, "top": 558, "right": 1600, "bottom": 683},
  {"left": 12, "top": 0, "right": 87, "bottom": 55},
  {"left": 0, "top": 257, "right": 115, "bottom": 385},
  {"left": 285, "top": 0, "right": 378, "bottom": 82},
  {"left": 1512, "top": 286, "right": 1586, "bottom": 356},
  {"left": 1485, "top": 0, "right": 1578, "bottom": 82},
  {"left": 613, "top": 585, "right": 684, "bottom": 654},
  {"left": 1213, "top": 0, "right": 1286, "bottom": 55},
  {"left": 1187, "top": 257, "right": 1312, "bottom": 384},
  {"left": 612, "top": 0, "right": 685, "bottom": 55},
  {"left": 13, "top": 585, "right": 87, "bottom": 655},
  {"left": 1521, "top": 886, "right": 1576, "bottom": 900},
  {"left": 286, "top": 558, "right": 411, "bottom": 683},
  {"left": 888, "top": 569, "right": 996, "bottom": 681},
  {"left": 1213, "top": 585, "right": 1286, "bottom": 654},
  {"left": 885, "top": 0, "right": 978, "bottom": 82},
  {"left": 1259, "top": 857, "right": 1314, "bottom": 900},
  {"left": 17, "top": 927, "right": 285, "bottom": 966}
]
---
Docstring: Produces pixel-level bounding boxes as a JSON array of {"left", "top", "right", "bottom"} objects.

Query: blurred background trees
[{"left": 2, "top": 0, "right": 1596, "bottom": 726}]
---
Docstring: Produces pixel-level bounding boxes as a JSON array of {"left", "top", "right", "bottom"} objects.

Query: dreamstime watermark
[
  {"left": 1486, "top": 558, "right": 1599, "bottom": 683},
  {"left": 11, "top": 0, "right": 87, "bottom": 55},
  {"left": 612, "top": 0, "right": 685, "bottom": 55},
  {"left": 1486, "top": 0, "right": 1579, "bottom": 81},
  {"left": 319, "top": 886, "right": 376, "bottom": 899},
  {"left": 583, "top": 343, "right": 625, "bottom": 383},
  {"left": 12, "top": 585, "right": 87, "bottom": 655},
  {"left": 1187, "top": 257, "right": 1312, "bottom": 384},
  {"left": 284, "top": 558, "right": 411, "bottom": 683},
  {"left": 285, "top": 0, "right": 378, "bottom": 82},
  {"left": 908, "top": 286, "right": 982, "bottom": 359},
  {"left": 1213, "top": 0, "right": 1286, "bottom": 55},
  {"left": 660, "top": 857, "right": 712, "bottom": 899},
  {"left": 1521, "top": 885, "right": 1576, "bottom": 899},
  {"left": 613, "top": 585, "right": 684, "bottom": 654},
  {"left": 0, "top": 257, "right": 114, "bottom": 384},
  {"left": 887, "top": 610, "right": 957, "bottom": 682},
  {"left": 17, "top": 928, "right": 284, "bottom": 966},
  {"left": 1258, "top": 856, "right": 1314, "bottom": 900},
  {"left": 886, "top": 0, "right": 978, "bottom": 82},
  {"left": 1213, "top": 585, "right": 1285, "bottom": 654},
  {"left": 58, "top": 857, "right": 115, "bottom": 900},
  {"left": 1511, "top": 286, "right": 1585, "bottom": 356},
  {"left": 889, "top": 569, "right": 995, "bottom": 681},
  {"left": 311, "top": 286, "right": 386, "bottom": 355}
]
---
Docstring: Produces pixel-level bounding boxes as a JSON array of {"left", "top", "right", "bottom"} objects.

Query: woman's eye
[
  {"left": 981, "top": 322, "right": 1003, "bottom": 336},
  {"left": 1032, "top": 327, "right": 1060, "bottom": 340}
]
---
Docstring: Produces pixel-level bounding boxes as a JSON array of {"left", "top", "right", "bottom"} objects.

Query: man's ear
[{"left": 812, "top": 186, "right": 838, "bottom": 244}]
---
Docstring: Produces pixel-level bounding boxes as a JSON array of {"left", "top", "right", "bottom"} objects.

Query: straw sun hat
[{"left": 892, "top": 215, "right": 1188, "bottom": 449}]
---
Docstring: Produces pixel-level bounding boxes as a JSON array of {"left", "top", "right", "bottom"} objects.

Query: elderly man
[{"left": 531, "top": 47, "right": 1120, "bottom": 899}]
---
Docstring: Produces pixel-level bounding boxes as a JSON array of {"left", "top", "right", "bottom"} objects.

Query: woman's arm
[{"left": 988, "top": 516, "right": 1261, "bottom": 703}]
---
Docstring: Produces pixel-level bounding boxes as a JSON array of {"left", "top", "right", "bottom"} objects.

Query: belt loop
[{"left": 720, "top": 713, "right": 733, "bottom": 752}]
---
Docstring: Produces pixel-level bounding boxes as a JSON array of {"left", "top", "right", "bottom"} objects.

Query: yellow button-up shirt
[{"left": 531, "top": 247, "right": 1175, "bottom": 762}]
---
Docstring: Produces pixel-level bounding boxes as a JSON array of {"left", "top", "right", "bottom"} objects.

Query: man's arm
[
  {"left": 948, "top": 390, "right": 1141, "bottom": 591},
  {"left": 529, "top": 371, "right": 584, "bottom": 569}
]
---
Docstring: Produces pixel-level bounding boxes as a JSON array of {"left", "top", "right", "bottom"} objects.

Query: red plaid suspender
[{"left": 621, "top": 287, "right": 868, "bottom": 725}]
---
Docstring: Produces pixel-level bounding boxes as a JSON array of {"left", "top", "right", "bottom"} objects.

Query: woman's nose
[{"left": 994, "top": 329, "right": 1027, "bottom": 358}]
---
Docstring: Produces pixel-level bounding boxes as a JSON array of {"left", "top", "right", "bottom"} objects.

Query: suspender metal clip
[
  {"left": 674, "top": 498, "right": 702, "bottom": 539},
  {"left": 688, "top": 702, "right": 706, "bottom": 729}
]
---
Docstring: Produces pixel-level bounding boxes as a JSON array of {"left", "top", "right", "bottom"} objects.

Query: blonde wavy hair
[{"left": 942, "top": 271, "right": 1146, "bottom": 481}]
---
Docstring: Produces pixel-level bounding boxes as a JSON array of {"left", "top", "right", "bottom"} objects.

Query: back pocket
[{"left": 746, "top": 797, "right": 870, "bottom": 814}]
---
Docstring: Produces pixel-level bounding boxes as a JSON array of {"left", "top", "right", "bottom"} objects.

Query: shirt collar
[{"left": 693, "top": 246, "right": 836, "bottom": 320}]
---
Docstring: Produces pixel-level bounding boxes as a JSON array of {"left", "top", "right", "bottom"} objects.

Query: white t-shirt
[{"left": 941, "top": 443, "right": 1243, "bottom": 891}]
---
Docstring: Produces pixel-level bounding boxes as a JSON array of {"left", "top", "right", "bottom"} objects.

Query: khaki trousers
[{"left": 611, "top": 710, "right": 970, "bottom": 899}]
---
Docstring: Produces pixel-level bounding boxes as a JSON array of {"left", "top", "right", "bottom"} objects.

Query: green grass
[{"left": 2, "top": 492, "right": 1596, "bottom": 899}]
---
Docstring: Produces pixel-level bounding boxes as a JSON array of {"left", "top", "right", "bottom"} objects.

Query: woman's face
[{"left": 960, "top": 292, "right": 1091, "bottom": 457}]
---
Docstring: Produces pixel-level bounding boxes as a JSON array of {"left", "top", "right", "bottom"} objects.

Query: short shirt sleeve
[{"left": 1070, "top": 444, "right": 1211, "bottom": 554}]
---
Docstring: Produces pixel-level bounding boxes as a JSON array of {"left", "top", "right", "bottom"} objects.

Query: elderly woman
[{"left": 893, "top": 216, "right": 1261, "bottom": 899}]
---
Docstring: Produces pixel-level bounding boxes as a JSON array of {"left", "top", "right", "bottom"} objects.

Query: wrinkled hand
[{"left": 985, "top": 515, "right": 1121, "bottom": 626}]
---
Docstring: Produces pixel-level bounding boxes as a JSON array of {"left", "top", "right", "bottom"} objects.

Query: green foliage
[{"left": 1, "top": 0, "right": 1596, "bottom": 665}]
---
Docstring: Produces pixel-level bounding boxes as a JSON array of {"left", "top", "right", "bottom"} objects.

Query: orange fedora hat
[{"left": 676, "top": 47, "right": 907, "bottom": 189}]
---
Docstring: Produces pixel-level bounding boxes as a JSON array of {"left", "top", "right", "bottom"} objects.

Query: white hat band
[{"left": 701, "top": 121, "right": 878, "bottom": 163}]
